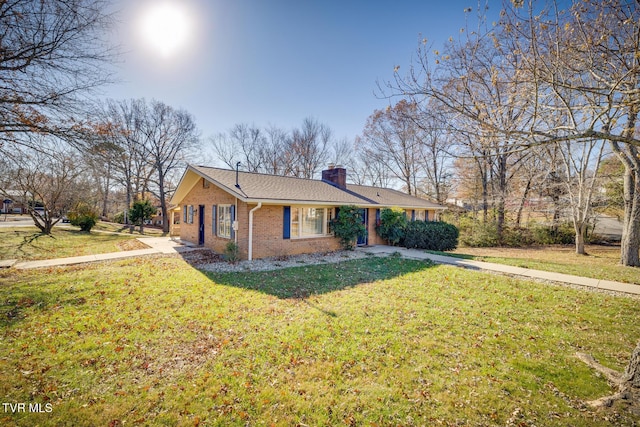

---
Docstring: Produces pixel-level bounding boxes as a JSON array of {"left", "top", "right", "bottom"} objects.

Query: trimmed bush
[
  {"left": 375, "top": 208, "right": 407, "bottom": 246},
  {"left": 68, "top": 203, "right": 99, "bottom": 232},
  {"left": 331, "top": 205, "right": 367, "bottom": 250},
  {"left": 404, "top": 221, "right": 459, "bottom": 251}
]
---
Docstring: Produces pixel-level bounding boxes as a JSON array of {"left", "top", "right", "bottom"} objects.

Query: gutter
[{"left": 248, "top": 202, "right": 262, "bottom": 261}]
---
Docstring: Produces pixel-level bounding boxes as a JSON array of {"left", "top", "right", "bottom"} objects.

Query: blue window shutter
[
  {"left": 283, "top": 206, "right": 290, "bottom": 239},
  {"left": 183, "top": 206, "right": 187, "bottom": 222},
  {"left": 425, "top": 210, "right": 430, "bottom": 221},
  {"left": 212, "top": 205, "right": 217, "bottom": 236},
  {"left": 230, "top": 205, "right": 236, "bottom": 239},
  {"left": 411, "top": 210, "right": 416, "bottom": 221}
]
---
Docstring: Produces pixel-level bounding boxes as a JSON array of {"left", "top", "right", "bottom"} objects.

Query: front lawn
[
  {"left": 92, "top": 221, "right": 168, "bottom": 236},
  {"left": 443, "top": 245, "right": 640, "bottom": 285},
  {"left": 0, "top": 227, "right": 148, "bottom": 261},
  {"left": 0, "top": 255, "right": 638, "bottom": 426}
]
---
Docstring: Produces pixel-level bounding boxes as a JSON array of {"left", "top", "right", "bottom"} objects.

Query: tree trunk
[
  {"left": 575, "top": 222, "right": 586, "bottom": 255},
  {"left": 620, "top": 164, "right": 640, "bottom": 266},
  {"left": 125, "top": 182, "right": 132, "bottom": 225},
  {"left": 577, "top": 342, "right": 640, "bottom": 410},
  {"left": 621, "top": 342, "right": 640, "bottom": 389},
  {"left": 30, "top": 209, "right": 55, "bottom": 235},
  {"left": 157, "top": 168, "right": 170, "bottom": 233},
  {"left": 515, "top": 178, "right": 532, "bottom": 228},
  {"left": 101, "top": 162, "right": 111, "bottom": 218},
  {"left": 495, "top": 154, "right": 508, "bottom": 243}
]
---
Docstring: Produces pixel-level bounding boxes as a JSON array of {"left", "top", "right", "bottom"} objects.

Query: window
[
  {"left": 290, "top": 207, "right": 333, "bottom": 238},
  {"left": 303, "top": 208, "right": 324, "bottom": 235},
  {"left": 188, "top": 205, "right": 194, "bottom": 224},
  {"left": 415, "top": 210, "right": 426, "bottom": 221},
  {"left": 217, "top": 205, "right": 232, "bottom": 238}
]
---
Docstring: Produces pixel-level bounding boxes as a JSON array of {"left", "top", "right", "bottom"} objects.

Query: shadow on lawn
[
  {"left": 14, "top": 231, "right": 54, "bottom": 258},
  {"left": 203, "top": 255, "right": 435, "bottom": 300},
  {"left": 0, "top": 274, "right": 87, "bottom": 328}
]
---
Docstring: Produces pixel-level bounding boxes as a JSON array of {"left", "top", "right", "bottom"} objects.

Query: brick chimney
[{"left": 322, "top": 165, "right": 347, "bottom": 189}]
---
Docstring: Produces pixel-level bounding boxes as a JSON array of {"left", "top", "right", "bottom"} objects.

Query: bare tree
[
  {"left": 228, "top": 123, "right": 266, "bottom": 172},
  {"left": 287, "top": 117, "right": 331, "bottom": 179},
  {"left": 0, "top": 0, "right": 118, "bottom": 152},
  {"left": 86, "top": 144, "right": 116, "bottom": 218},
  {"left": 209, "top": 132, "right": 236, "bottom": 169},
  {"left": 384, "top": 0, "right": 640, "bottom": 265},
  {"left": 262, "top": 125, "right": 289, "bottom": 175},
  {"left": 557, "top": 140, "right": 606, "bottom": 254},
  {"left": 209, "top": 124, "right": 290, "bottom": 175},
  {"left": 413, "top": 105, "right": 455, "bottom": 203},
  {"left": 360, "top": 100, "right": 424, "bottom": 195},
  {"left": 327, "top": 137, "right": 354, "bottom": 167},
  {"left": 138, "top": 100, "right": 199, "bottom": 232},
  {"left": 2, "top": 138, "right": 86, "bottom": 234},
  {"left": 93, "top": 99, "right": 154, "bottom": 219},
  {"left": 350, "top": 140, "right": 395, "bottom": 188},
  {"left": 505, "top": 0, "right": 640, "bottom": 265}
]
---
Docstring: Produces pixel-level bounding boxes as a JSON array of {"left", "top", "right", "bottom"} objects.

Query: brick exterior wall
[
  {"left": 365, "top": 208, "right": 383, "bottom": 246},
  {"left": 179, "top": 179, "right": 442, "bottom": 260},
  {"left": 250, "top": 205, "right": 342, "bottom": 259},
  {"left": 179, "top": 178, "right": 343, "bottom": 260},
  {"left": 180, "top": 179, "right": 239, "bottom": 256}
]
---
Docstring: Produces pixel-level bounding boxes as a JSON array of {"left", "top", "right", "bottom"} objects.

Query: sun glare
[{"left": 139, "top": 2, "right": 192, "bottom": 59}]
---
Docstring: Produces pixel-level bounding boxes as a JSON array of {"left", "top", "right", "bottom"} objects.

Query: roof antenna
[{"left": 235, "top": 162, "right": 241, "bottom": 188}]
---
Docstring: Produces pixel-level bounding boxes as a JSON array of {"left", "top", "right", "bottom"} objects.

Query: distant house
[
  {"left": 0, "top": 190, "right": 29, "bottom": 214},
  {"left": 170, "top": 165, "right": 446, "bottom": 260}
]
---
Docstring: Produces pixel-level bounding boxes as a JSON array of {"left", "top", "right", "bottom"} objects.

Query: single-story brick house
[{"left": 170, "top": 164, "right": 446, "bottom": 260}]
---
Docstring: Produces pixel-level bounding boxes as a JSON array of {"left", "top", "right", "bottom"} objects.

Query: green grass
[
  {"left": 432, "top": 245, "right": 640, "bottom": 285},
  {"left": 92, "top": 221, "right": 168, "bottom": 236},
  {"left": 0, "top": 227, "right": 146, "bottom": 261},
  {"left": 0, "top": 255, "right": 638, "bottom": 426}
]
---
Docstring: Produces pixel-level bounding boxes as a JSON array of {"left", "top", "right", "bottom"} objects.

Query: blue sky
[{"left": 106, "top": 0, "right": 501, "bottom": 144}]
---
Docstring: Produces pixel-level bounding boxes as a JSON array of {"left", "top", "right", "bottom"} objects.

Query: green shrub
[
  {"left": 458, "top": 218, "right": 500, "bottom": 247},
  {"left": 331, "top": 205, "right": 367, "bottom": 250},
  {"left": 531, "top": 223, "right": 575, "bottom": 245},
  {"left": 223, "top": 241, "right": 240, "bottom": 263},
  {"left": 439, "top": 211, "right": 578, "bottom": 247},
  {"left": 68, "top": 203, "right": 99, "bottom": 232},
  {"left": 113, "top": 211, "right": 125, "bottom": 224},
  {"left": 404, "top": 221, "right": 459, "bottom": 251},
  {"left": 501, "top": 227, "right": 535, "bottom": 247},
  {"left": 129, "top": 199, "right": 156, "bottom": 232},
  {"left": 375, "top": 208, "right": 407, "bottom": 246}
]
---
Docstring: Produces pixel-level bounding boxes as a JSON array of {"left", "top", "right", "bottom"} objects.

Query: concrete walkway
[
  {"left": 7, "top": 239, "right": 639, "bottom": 297},
  {"left": 12, "top": 237, "right": 199, "bottom": 270},
  {"left": 358, "top": 246, "right": 640, "bottom": 296}
]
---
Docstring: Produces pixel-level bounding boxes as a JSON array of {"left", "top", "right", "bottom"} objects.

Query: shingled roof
[{"left": 171, "top": 165, "right": 446, "bottom": 210}]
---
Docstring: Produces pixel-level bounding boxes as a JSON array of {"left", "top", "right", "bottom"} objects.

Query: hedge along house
[{"left": 170, "top": 164, "right": 446, "bottom": 260}]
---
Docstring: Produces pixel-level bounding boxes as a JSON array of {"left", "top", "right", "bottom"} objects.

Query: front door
[
  {"left": 198, "top": 205, "right": 205, "bottom": 245},
  {"left": 357, "top": 208, "right": 368, "bottom": 246}
]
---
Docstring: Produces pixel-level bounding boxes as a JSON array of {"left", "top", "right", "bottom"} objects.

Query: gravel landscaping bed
[{"left": 182, "top": 248, "right": 374, "bottom": 273}]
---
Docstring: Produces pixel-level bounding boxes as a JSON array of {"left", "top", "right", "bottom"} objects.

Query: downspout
[
  {"left": 235, "top": 198, "right": 239, "bottom": 244},
  {"left": 248, "top": 202, "right": 262, "bottom": 261}
]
